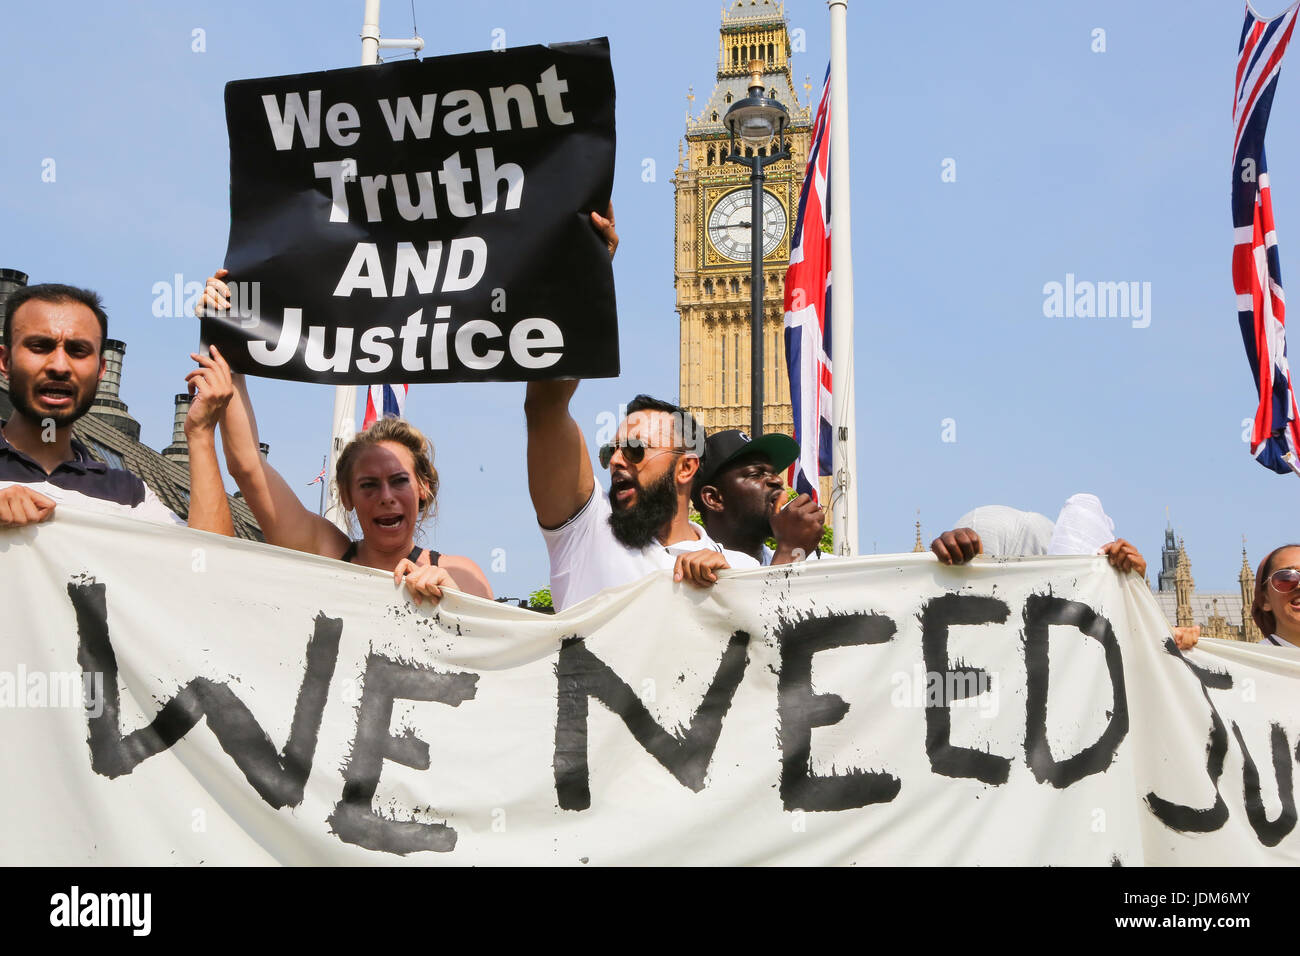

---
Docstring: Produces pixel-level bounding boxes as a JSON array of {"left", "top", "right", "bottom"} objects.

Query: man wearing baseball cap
[{"left": 687, "top": 430, "right": 827, "bottom": 575}]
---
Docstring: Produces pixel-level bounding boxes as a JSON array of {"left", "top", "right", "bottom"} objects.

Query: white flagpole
[
  {"left": 827, "top": 0, "right": 859, "bottom": 556},
  {"left": 324, "top": 0, "right": 421, "bottom": 529}
]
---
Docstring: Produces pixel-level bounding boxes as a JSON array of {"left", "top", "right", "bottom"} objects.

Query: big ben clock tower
[{"left": 675, "top": 0, "right": 812, "bottom": 440}]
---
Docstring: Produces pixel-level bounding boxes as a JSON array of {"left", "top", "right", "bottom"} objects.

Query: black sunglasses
[
  {"left": 598, "top": 438, "right": 683, "bottom": 470},
  {"left": 1269, "top": 568, "right": 1300, "bottom": 593}
]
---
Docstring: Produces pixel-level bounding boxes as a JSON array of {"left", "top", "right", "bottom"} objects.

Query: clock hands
[{"left": 708, "top": 191, "right": 784, "bottom": 260}]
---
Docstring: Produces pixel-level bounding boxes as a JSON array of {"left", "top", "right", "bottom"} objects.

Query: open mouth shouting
[
  {"left": 610, "top": 471, "right": 637, "bottom": 508},
  {"left": 35, "top": 380, "right": 78, "bottom": 410},
  {"left": 372, "top": 513, "right": 405, "bottom": 531}
]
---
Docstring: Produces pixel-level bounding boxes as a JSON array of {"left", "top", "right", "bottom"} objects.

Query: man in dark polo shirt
[{"left": 0, "top": 283, "right": 233, "bottom": 533}]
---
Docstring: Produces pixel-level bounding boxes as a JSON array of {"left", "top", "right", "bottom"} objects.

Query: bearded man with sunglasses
[{"left": 525, "top": 388, "right": 758, "bottom": 612}]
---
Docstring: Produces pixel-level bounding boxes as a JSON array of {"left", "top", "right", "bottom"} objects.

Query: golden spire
[
  {"left": 1240, "top": 536, "right": 1261, "bottom": 642},
  {"left": 1175, "top": 538, "right": 1195, "bottom": 628},
  {"left": 912, "top": 511, "right": 924, "bottom": 553}
]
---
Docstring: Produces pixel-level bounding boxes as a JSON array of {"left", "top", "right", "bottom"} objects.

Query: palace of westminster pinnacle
[{"left": 1150, "top": 525, "right": 1262, "bottom": 643}]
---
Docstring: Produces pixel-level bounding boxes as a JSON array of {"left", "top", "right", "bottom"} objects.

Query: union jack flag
[
  {"left": 362, "top": 383, "right": 409, "bottom": 430},
  {"left": 784, "top": 65, "right": 833, "bottom": 500},
  {"left": 1233, "top": 2, "right": 1300, "bottom": 475}
]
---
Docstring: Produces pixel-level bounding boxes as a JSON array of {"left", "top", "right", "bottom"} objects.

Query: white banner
[{"left": 2, "top": 506, "right": 1298, "bottom": 865}]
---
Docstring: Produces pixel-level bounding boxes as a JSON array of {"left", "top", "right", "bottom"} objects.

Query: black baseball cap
[{"left": 695, "top": 429, "right": 800, "bottom": 488}]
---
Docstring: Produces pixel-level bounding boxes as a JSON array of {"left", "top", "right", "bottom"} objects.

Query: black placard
[{"left": 206, "top": 37, "right": 618, "bottom": 384}]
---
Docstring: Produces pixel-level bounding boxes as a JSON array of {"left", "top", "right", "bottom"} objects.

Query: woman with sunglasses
[{"left": 1252, "top": 544, "right": 1300, "bottom": 647}]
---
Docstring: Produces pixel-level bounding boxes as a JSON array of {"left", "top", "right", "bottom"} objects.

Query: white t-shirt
[
  {"left": 1260, "top": 634, "right": 1297, "bottom": 648},
  {"left": 542, "top": 488, "right": 759, "bottom": 611}
]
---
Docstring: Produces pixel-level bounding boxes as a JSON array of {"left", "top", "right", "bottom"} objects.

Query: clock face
[{"left": 707, "top": 189, "right": 787, "bottom": 262}]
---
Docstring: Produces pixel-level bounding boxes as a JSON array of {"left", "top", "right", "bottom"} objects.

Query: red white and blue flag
[
  {"left": 784, "top": 65, "right": 833, "bottom": 500},
  {"left": 362, "top": 383, "right": 409, "bottom": 431},
  {"left": 1233, "top": 2, "right": 1300, "bottom": 475}
]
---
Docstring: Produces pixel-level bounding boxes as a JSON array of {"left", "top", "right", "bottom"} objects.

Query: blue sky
[{"left": 1, "top": 0, "right": 1295, "bottom": 600}]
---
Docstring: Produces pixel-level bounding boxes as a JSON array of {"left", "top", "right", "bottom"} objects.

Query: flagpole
[
  {"left": 324, "top": 0, "right": 421, "bottom": 529},
  {"left": 318, "top": 455, "right": 327, "bottom": 514},
  {"left": 827, "top": 0, "right": 859, "bottom": 556}
]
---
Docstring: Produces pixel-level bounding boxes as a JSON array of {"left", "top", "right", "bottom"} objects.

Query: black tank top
[{"left": 340, "top": 542, "right": 442, "bottom": 567}]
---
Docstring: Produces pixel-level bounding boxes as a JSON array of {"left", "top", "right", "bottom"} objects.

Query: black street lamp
[{"left": 723, "top": 60, "right": 791, "bottom": 438}]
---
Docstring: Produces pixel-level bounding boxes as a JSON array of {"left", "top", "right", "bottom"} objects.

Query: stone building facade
[{"left": 1150, "top": 523, "right": 1260, "bottom": 642}]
